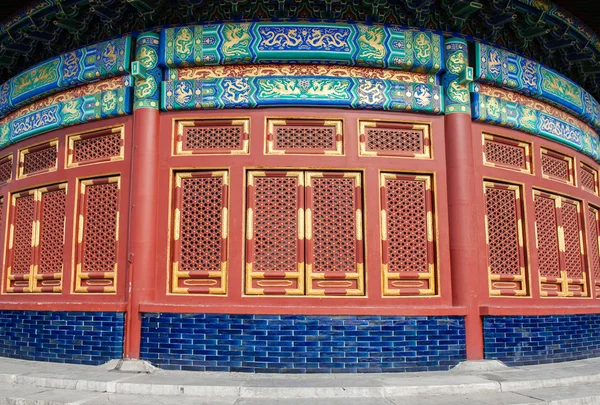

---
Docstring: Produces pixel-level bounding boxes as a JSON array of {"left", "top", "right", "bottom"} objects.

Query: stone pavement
[{"left": 1, "top": 356, "right": 600, "bottom": 404}]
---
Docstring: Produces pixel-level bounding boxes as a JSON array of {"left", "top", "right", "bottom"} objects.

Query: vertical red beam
[
  {"left": 124, "top": 107, "right": 159, "bottom": 359},
  {"left": 445, "top": 113, "right": 484, "bottom": 359},
  {"left": 124, "top": 32, "right": 162, "bottom": 359},
  {"left": 443, "top": 38, "right": 484, "bottom": 359}
]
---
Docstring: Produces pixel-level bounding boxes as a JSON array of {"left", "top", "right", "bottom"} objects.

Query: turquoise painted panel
[
  {"left": 0, "top": 36, "right": 132, "bottom": 119},
  {"left": 471, "top": 84, "right": 600, "bottom": 161},
  {"left": 475, "top": 42, "right": 600, "bottom": 133},
  {"left": 134, "top": 33, "right": 162, "bottom": 110},
  {"left": 0, "top": 86, "right": 132, "bottom": 148},
  {"left": 161, "top": 77, "right": 443, "bottom": 114},
  {"left": 442, "top": 38, "right": 470, "bottom": 114},
  {"left": 160, "top": 23, "right": 443, "bottom": 74}
]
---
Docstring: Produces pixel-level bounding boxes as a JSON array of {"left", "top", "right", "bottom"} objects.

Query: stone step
[{"left": 1, "top": 383, "right": 600, "bottom": 405}]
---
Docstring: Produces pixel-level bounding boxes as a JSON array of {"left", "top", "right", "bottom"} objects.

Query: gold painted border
[
  {"left": 483, "top": 181, "right": 529, "bottom": 297},
  {"left": 533, "top": 188, "right": 590, "bottom": 298},
  {"left": 169, "top": 170, "right": 229, "bottom": 295},
  {"left": 358, "top": 119, "right": 432, "bottom": 159},
  {"left": 245, "top": 170, "right": 305, "bottom": 295},
  {"left": 0, "top": 153, "right": 13, "bottom": 185},
  {"left": 580, "top": 161, "right": 599, "bottom": 196},
  {"left": 482, "top": 133, "right": 532, "bottom": 174},
  {"left": 265, "top": 118, "right": 344, "bottom": 156},
  {"left": 17, "top": 138, "right": 59, "bottom": 180},
  {"left": 65, "top": 125, "right": 125, "bottom": 169},
  {"left": 174, "top": 118, "right": 250, "bottom": 156},
  {"left": 380, "top": 172, "right": 437, "bottom": 297},
  {"left": 72, "top": 175, "right": 121, "bottom": 294},
  {"left": 540, "top": 147, "right": 575, "bottom": 186}
]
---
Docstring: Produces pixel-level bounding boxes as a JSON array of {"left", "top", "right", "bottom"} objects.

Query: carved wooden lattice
[
  {"left": 171, "top": 171, "right": 228, "bottom": 294},
  {"left": 68, "top": 127, "right": 123, "bottom": 167},
  {"left": 245, "top": 171, "right": 363, "bottom": 296},
  {"left": 34, "top": 186, "right": 66, "bottom": 292},
  {"left": 246, "top": 171, "right": 303, "bottom": 295},
  {"left": 266, "top": 119, "right": 343, "bottom": 155},
  {"left": 176, "top": 119, "right": 249, "bottom": 155},
  {"left": 581, "top": 163, "right": 598, "bottom": 194},
  {"left": 0, "top": 155, "right": 12, "bottom": 184},
  {"left": 306, "top": 172, "right": 363, "bottom": 296},
  {"left": 4, "top": 184, "right": 67, "bottom": 293},
  {"left": 359, "top": 120, "right": 430, "bottom": 158},
  {"left": 541, "top": 149, "right": 573, "bottom": 184},
  {"left": 535, "top": 193, "right": 562, "bottom": 281},
  {"left": 562, "top": 200, "right": 585, "bottom": 279},
  {"left": 19, "top": 140, "right": 58, "bottom": 178},
  {"left": 5, "top": 192, "right": 35, "bottom": 292},
  {"left": 74, "top": 177, "right": 120, "bottom": 293},
  {"left": 587, "top": 206, "right": 600, "bottom": 297},
  {"left": 482, "top": 134, "right": 531, "bottom": 173},
  {"left": 534, "top": 190, "right": 588, "bottom": 297},
  {"left": 380, "top": 173, "right": 435, "bottom": 296},
  {"left": 484, "top": 182, "right": 527, "bottom": 296}
]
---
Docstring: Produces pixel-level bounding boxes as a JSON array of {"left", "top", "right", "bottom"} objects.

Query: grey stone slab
[
  {"left": 81, "top": 394, "right": 239, "bottom": 405},
  {"left": 389, "top": 392, "right": 543, "bottom": 405},
  {"left": 514, "top": 383, "right": 600, "bottom": 404},
  {"left": 121, "top": 370, "right": 251, "bottom": 387},
  {"left": 236, "top": 399, "right": 396, "bottom": 405},
  {"left": 381, "top": 375, "right": 501, "bottom": 397},
  {"left": 0, "top": 385, "right": 100, "bottom": 405},
  {"left": 452, "top": 360, "right": 508, "bottom": 372},
  {"left": 244, "top": 375, "right": 384, "bottom": 387},
  {"left": 239, "top": 385, "right": 386, "bottom": 399}
]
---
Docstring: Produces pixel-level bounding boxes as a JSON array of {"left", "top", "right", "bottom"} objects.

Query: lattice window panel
[
  {"left": 67, "top": 127, "right": 124, "bottom": 167},
  {"left": 175, "top": 119, "right": 249, "bottom": 155},
  {"left": 380, "top": 173, "right": 436, "bottom": 296},
  {"left": 18, "top": 140, "right": 58, "bottom": 179},
  {"left": 4, "top": 184, "right": 67, "bottom": 293},
  {"left": 484, "top": 182, "right": 527, "bottom": 296},
  {"left": 540, "top": 148, "right": 574, "bottom": 185},
  {"left": 5, "top": 191, "right": 35, "bottom": 293},
  {"left": 33, "top": 186, "right": 66, "bottom": 293},
  {"left": 587, "top": 206, "right": 600, "bottom": 297},
  {"left": 306, "top": 172, "right": 364, "bottom": 296},
  {"left": 244, "top": 171, "right": 364, "bottom": 296},
  {"left": 74, "top": 177, "right": 120, "bottom": 293},
  {"left": 358, "top": 120, "right": 430, "bottom": 158},
  {"left": 0, "top": 154, "right": 12, "bottom": 184},
  {"left": 246, "top": 171, "right": 304, "bottom": 295},
  {"left": 581, "top": 163, "right": 598, "bottom": 195},
  {"left": 534, "top": 190, "right": 588, "bottom": 297},
  {"left": 171, "top": 171, "right": 228, "bottom": 294},
  {"left": 482, "top": 134, "right": 531, "bottom": 173},
  {"left": 266, "top": 119, "right": 343, "bottom": 155}
]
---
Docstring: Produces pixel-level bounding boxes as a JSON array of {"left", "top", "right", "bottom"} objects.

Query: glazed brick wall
[
  {"left": 0, "top": 311, "right": 124, "bottom": 365},
  {"left": 140, "top": 313, "right": 466, "bottom": 373},
  {"left": 484, "top": 315, "right": 600, "bottom": 366}
]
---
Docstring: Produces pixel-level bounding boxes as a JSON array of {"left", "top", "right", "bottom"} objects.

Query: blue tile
[
  {"left": 0, "top": 311, "right": 124, "bottom": 365},
  {"left": 140, "top": 314, "right": 466, "bottom": 373},
  {"left": 484, "top": 315, "right": 600, "bottom": 366}
]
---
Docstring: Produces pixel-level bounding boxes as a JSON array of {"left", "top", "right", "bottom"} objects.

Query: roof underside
[{"left": 2, "top": 0, "right": 600, "bottom": 100}]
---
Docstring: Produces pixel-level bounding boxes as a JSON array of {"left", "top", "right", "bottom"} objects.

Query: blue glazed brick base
[
  {"left": 140, "top": 314, "right": 466, "bottom": 373},
  {"left": 484, "top": 315, "right": 600, "bottom": 366},
  {"left": 0, "top": 311, "right": 124, "bottom": 365}
]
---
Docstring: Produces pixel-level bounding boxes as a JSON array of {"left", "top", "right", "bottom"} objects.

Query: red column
[
  {"left": 123, "top": 32, "right": 162, "bottom": 359},
  {"left": 445, "top": 113, "right": 484, "bottom": 359},
  {"left": 124, "top": 108, "right": 160, "bottom": 359}
]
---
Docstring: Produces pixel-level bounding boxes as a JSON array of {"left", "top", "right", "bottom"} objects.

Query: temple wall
[{"left": 0, "top": 21, "right": 600, "bottom": 372}]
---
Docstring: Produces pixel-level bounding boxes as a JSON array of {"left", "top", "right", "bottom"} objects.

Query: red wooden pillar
[
  {"left": 124, "top": 32, "right": 162, "bottom": 359},
  {"left": 445, "top": 113, "right": 484, "bottom": 359},
  {"left": 443, "top": 38, "right": 484, "bottom": 359}
]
